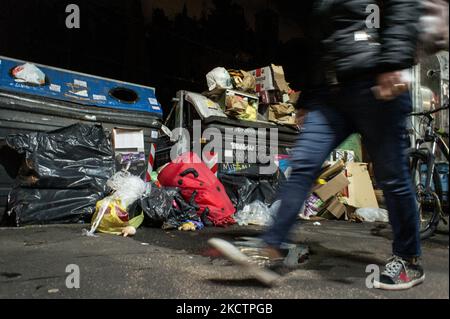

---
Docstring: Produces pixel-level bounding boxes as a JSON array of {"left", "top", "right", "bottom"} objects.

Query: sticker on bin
[
  {"left": 74, "top": 79, "right": 88, "bottom": 88},
  {"left": 148, "top": 97, "right": 161, "bottom": 110},
  {"left": 93, "top": 94, "right": 107, "bottom": 101},
  {"left": 49, "top": 84, "right": 61, "bottom": 92}
]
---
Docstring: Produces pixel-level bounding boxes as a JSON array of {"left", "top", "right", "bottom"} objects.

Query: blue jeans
[{"left": 263, "top": 80, "right": 421, "bottom": 259}]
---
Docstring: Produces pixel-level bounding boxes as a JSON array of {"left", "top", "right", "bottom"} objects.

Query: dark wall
[{"left": 0, "top": 0, "right": 308, "bottom": 117}]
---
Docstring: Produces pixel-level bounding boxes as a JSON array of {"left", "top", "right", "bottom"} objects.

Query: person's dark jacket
[{"left": 302, "top": 0, "right": 422, "bottom": 89}]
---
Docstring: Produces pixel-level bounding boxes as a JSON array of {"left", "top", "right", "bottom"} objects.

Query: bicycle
[{"left": 408, "top": 103, "right": 449, "bottom": 240}]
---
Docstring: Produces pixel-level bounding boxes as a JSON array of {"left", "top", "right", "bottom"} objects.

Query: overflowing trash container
[
  {"left": 0, "top": 56, "right": 164, "bottom": 224},
  {"left": 154, "top": 65, "right": 301, "bottom": 222}
]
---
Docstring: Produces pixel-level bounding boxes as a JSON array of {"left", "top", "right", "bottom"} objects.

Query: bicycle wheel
[{"left": 409, "top": 150, "right": 443, "bottom": 240}]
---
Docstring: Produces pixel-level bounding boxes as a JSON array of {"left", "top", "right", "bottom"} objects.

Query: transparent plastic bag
[
  {"left": 12, "top": 63, "right": 46, "bottom": 85},
  {"left": 206, "top": 67, "right": 233, "bottom": 91},
  {"left": 355, "top": 208, "right": 389, "bottom": 223},
  {"left": 84, "top": 171, "right": 148, "bottom": 237},
  {"left": 234, "top": 200, "right": 273, "bottom": 226}
]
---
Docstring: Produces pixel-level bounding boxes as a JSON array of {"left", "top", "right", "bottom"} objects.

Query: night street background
[{"left": 0, "top": 0, "right": 311, "bottom": 115}]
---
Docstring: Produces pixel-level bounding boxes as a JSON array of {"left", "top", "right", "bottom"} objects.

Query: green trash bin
[{"left": 333, "top": 134, "right": 363, "bottom": 162}]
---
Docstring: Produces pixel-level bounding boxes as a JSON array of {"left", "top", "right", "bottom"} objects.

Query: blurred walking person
[{"left": 210, "top": 0, "right": 428, "bottom": 291}]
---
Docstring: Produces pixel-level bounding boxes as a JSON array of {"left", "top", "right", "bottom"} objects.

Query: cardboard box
[
  {"left": 327, "top": 197, "right": 346, "bottom": 219},
  {"left": 258, "top": 90, "right": 283, "bottom": 104},
  {"left": 320, "top": 196, "right": 347, "bottom": 219},
  {"left": 250, "top": 66, "right": 275, "bottom": 92},
  {"left": 344, "top": 162, "right": 379, "bottom": 209},
  {"left": 250, "top": 64, "right": 291, "bottom": 93},
  {"left": 112, "top": 128, "right": 145, "bottom": 153},
  {"left": 318, "top": 160, "right": 345, "bottom": 181},
  {"left": 314, "top": 172, "right": 350, "bottom": 202}
]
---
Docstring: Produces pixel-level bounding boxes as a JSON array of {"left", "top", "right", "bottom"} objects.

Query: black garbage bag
[
  {"left": 219, "top": 168, "right": 285, "bottom": 212},
  {"left": 1, "top": 123, "right": 115, "bottom": 226},
  {"left": 133, "top": 187, "right": 180, "bottom": 227},
  {"left": 7, "top": 188, "right": 103, "bottom": 225},
  {"left": 131, "top": 186, "right": 203, "bottom": 230},
  {"left": 4, "top": 123, "right": 114, "bottom": 189},
  {"left": 166, "top": 190, "right": 203, "bottom": 230}
]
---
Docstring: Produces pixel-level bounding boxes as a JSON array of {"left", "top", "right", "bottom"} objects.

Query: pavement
[{"left": 0, "top": 220, "right": 448, "bottom": 299}]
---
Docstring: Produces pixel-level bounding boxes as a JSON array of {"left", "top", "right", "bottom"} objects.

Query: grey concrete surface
[{"left": 0, "top": 221, "right": 448, "bottom": 299}]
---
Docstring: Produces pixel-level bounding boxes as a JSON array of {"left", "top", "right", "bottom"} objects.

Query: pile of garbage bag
[
  {"left": 84, "top": 170, "right": 206, "bottom": 237},
  {"left": 219, "top": 166, "right": 286, "bottom": 211},
  {"left": 1, "top": 123, "right": 115, "bottom": 226},
  {"left": 158, "top": 152, "right": 236, "bottom": 227},
  {"left": 130, "top": 185, "right": 204, "bottom": 231}
]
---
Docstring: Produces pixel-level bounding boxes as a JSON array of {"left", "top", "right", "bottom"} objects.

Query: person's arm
[
  {"left": 377, "top": 0, "right": 422, "bottom": 73},
  {"left": 374, "top": 0, "right": 422, "bottom": 100}
]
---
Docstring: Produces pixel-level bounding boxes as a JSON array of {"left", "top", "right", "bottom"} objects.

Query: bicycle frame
[
  {"left": 415, "top": 133, "right": 449, "bottom": 194},
  {"left": 413, "top": 103, "right": 449, "bottom": 194}
]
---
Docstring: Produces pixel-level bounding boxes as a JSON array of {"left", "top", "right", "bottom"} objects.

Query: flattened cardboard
[
  {"left": 323, "top": 196, "right": 346, "bottom": 219},
  {"left": 271, "top": 64, "right": 291, "bottom": 93},
  {"left": 318, "top": 160, "right": 345, "bottom": 181},
  {"left": 344, "top": 162, "right": 379, "bottom": 209},
  {"left": 314, "top": 172, "right": 350, "bottom": 202}
]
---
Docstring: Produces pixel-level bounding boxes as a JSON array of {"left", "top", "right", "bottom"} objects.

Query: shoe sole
[
  {"left": 208, "top": 238, "right": 281, "bottom": 287},
  {"left": 373, "top": 275, "right": 426, "bottom": 291}
]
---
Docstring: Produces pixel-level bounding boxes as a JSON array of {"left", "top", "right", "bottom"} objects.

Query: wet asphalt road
[{"left": 0, "top": 221, "right": 448, "bottom": 299}]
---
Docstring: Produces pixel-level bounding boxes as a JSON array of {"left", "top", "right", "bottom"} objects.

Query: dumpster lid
[
  {"left": 183, "top": 91, "right": 298, "bottom": 134},
  {"left": 0, "top": 56, "right": 163, "bottom": 118}
]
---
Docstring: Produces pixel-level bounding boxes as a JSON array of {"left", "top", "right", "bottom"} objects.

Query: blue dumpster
[{"left": 0, "top": 56, "right": 163, "bottom": 219}]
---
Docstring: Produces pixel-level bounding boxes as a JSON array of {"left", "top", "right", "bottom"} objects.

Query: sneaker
[
  {"left": 208, "top": 238, "right": 282, "bottom": 287},
  {"left": 373, "top": 256, "right": 425, "bottom": 291}
]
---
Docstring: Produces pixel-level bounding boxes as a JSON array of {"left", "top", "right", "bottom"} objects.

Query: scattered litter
[
  {"left": 313, "top": 222, "right": 321, "bottom": 226},
  {"left": 121, "top": 226, "right": 137, "bottom": 237},
  {"left": 355, "top": 208, "right": 389, "bottom": 223},
  {"left": 234, "top": 200, "right": 273, "bottom": 226},
  {"left": 133, "top": 186, "right": 204, "bottom": 231},
  {"left": 47, "top": 289, "right": 59, "bottom": 294},
  {"left": 178, "top": 221, "right": 196, "bottom": 232},
  {"left": 300, "top": 194, "right": 324, "bottom": 219},
  {"left": 84, "top": 170, "right": 147, "bottom": 237}
]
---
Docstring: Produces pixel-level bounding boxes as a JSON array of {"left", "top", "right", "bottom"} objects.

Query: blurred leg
[
  {"left": 353, "top": 93, "right": 421, "bottom": 258},
  {"left": 262, "top": 102, "right": 351, "bottom": 248}
]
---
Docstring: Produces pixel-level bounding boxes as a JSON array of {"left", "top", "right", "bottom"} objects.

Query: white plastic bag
[
  {"left": 355, "top": 208, "right": 389, "bottom": 223},
  {"left": 234, "top": 200, "right": 273, "bottom": 226},
  {"left": 206, "top": 67, "right": 233, "bottom": 91},
  {"left": 83, "top": 171, "right": 148, "bottom": 237},
  {"left": 12, "top": 63, "right": 46, "bottom": 85}
]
